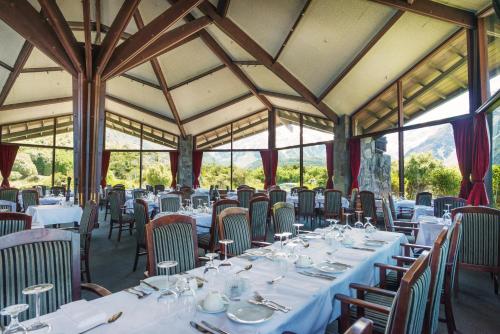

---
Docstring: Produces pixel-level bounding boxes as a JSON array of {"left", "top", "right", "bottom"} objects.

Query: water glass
[
  {"left": 157, "top": 261, "right": 178, "bottom": 290},
  {"left": 22, "top": 283, "right": 53, "bottom": 332},
  {"left": 1, "top": 304, "right": 29, "bottom": 334}
]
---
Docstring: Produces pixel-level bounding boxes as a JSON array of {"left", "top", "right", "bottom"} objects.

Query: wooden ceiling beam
[
  {"left": 106, "top": 94, "right": 177, "bottom": 125},
  {"left": 0, "top": 96, "right": 72, "bottom": 111},
  {"left": 196, "top": 1, "right": 338, "bottom": 123},
  {"left": 258, "top": 90, "right": 307, "bottom": 102},
  {"left": 318, "top": 10, "right": 404, "bottom": 101},
  {"left": 233, "top": 60, "right": 261, "bottom": 65},
  {"left": 82, "top": 0, "right": 92, "bottom": 79},
  {"left": 169, "top": 64, "right": 226, "bottom": 90},
  {"left": 0, "top": 60, "right": 13, "bottom": 72},
  {"left": 0, "top": 0, "right": 76, "bottom": 75},
  {"left": 38, "top": 0, "right": 83, "bottom": 73},
  {"left": 95, "top": 0, "right": 140, "bottom": 76},
  {"left": 369, "top": 0, "right": 476, "bottom": 29},
  {"left": 103, "top": 17, "right": 211, "bottom": 79},
  {"left": 21, "top": 66, "right": 63, "bottom": 73},
  {"left": 133, "top": 10, "right": 186, "bottom": 138},
  {"left": 121, "top": 73, "right": 162, "bottom": 90},
  {"left": 103, "top": 0, "right": 204, "bottom": 79},
  {"left": 217, "top": 0, "right": 230, "bottom": 17},
  {"left": 94, "top": 0, "right": 102, "bottom": 44},
  {"left": 0, "top": 41, "right": 33, "bottom": 107}
]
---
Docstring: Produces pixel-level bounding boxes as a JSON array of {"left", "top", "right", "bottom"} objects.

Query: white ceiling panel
[
  {"left": 4, "top": 71, "right": 72, "bottom": 105},
  {"left": 105, "top": 98, "right": 180, "bottom": 135},
  {"left": 125, "top": 62, "right": 159, "bottom": 85},
  {"left": 240, "top": 65, "right": 299, "bottom": 96},
  {"left": 267, "top": 96, "right": 324, "bottom": 118},
  {"left": 57, "top": 0, "right": 83, "bottom": 22},
  {"left": 323, "top": 12, "right": 458, "bottom": 116},
  {"left": 139, "top": 0, "right": 184, "bottom": 29},
  {"left": 432, "top": 0, "right": 490, "bottom": 12},
  {"left": 158, "top": 38, "right": 222, "bottom": 86},
  {"left": 227, "top": 0, "right": 307, "bottom": 56},
  {"left": 183, "top": 96, "right": 265, "bottom": 135},
  {"left": 171, "top": 67, "right": 250, "bottom": 120},
  {"left": 279, "top": 0, "right": 396, "bottom": 95},
  {"left": 0, "top": 20, "right": 25, "bottom": 67},
  {"left": 24, "top": 48, "right": 60, "bottom": 68},
  {"left": 0, "top": 67, "right": 9, "bottom": 93},
  {"left": 107, "top": 76, "right": 173, "bottom": 118},
  {"left": 0, "top": 101, "right": 72, "bottom": 125},
  {"left": 204, "top": 25, "right": 255, "bottom": 61}
]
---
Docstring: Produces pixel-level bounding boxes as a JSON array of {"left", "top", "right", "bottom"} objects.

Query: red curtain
[
  {"left": 467, "top": 113, "right": 490, "bottom": 205},
  {"left": 260, "top": 150, "right": 278, "bottom": 189},
  {"left": 192, "top": 151, "right": 203, "bottom": 189},
  {"left": 0, "top": 144, "right": 19, "bottom": 188},
  {"left": 451, "top": 118, "right": 473, "bottom": 199},
  {"left": 169, "top": 151, "right": 179, "bottom": 188},
  {"left": 325, "top": 142, "right": 334, "bottom": 189},
  {"left": 348, "top": 138, "right": 361, "bottom": 194},
  {"left": 100, "top": 150, "right": 111, "bottom": 188}
]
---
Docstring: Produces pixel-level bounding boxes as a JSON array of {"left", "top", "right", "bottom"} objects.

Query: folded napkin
[{"left": 60, "top": 300, "right": 108, "bottom": 332}]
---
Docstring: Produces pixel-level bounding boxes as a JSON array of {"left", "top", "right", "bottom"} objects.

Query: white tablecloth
[
  {"left": 28, "top": 230, "right": 406, "bottom": 334},
  {"left": 411, "top": 205, "right": 434, "bottom": 222},
  {"left": 0, "top": 200, "right": 16, "bottom": 212},
  {"left": 26, "top": 205, "right": 83, "bottom": 227},
  {"left": 415, "top": 216, "right": 448, "bottom": 246},
  {"left": 154, "top": 211, "right": 212, "bottom": 234}
]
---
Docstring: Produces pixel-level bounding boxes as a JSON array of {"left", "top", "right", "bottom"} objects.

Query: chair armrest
[
  {"left": 59, "top": 227, "right": 79, "bottom": 231},
  {"left": 81, "top": 283, "right": 111, "bottom": 297},
  {"left": 400, "top": 243, "right": 431, "bottom": 256},
  {"left": 251, "top": 241, "right": 272, "bottom": 247},
  {"left": 392, "top": 255, "right": 417, "bottom": 266},
  {"left": 335, "top": 294, "right": 391, "bottom": 314},
  {"left": 393, "top": 226, "right": 419, "bottom": 232},
  {"left": 349, "top": 283, "right": 397, "bottom": 298},
  {"left": 374, "top": 263, "right": 409, "bottom": 273},
  {"left": 394, "top": 221, "right": 418, "bottom": 227}
]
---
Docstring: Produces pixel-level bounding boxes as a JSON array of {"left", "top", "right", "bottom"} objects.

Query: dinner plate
[
  {"left": 364, "top": 240, "right": 386, "bottom": 247},
  {"left": 314, "top": 261, "right": 349, "bottom": 274},
  {"left": 226, "top": 301, "right": 274, "bottom": 324},
  {"left": 142, "top": 275, "right": 177, "bottom": 290},
  {"left": 245, "top": 248, "right": 272, "bottom": 257}
]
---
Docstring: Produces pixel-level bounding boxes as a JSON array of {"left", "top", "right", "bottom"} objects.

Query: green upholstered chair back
[
  {"left": 453, "top": 206, "right": 500, "bottom": 269},
  {"left": 290, "top": 186, "right": 306, "bottom": 196},
  {"left": 415, "top": 192, "right": 432, "bottom": 206},
  {"left": 0, "top": 213, "right": 32, "bottom": 236},
  {"left": 237, "top": 189, "right": 254, "bottom": 209},
  {"left": 147, "top": 215, "right": 198, "bottom": 276},
  {"left": 191, "top": 194, "right": 209, "bottom": 209},
  {"left": 385, "top": 251, "right": 432, "bottom": 334},
  {"left": 269, "top": 190, "right": 286, "bottom": 208},
  {"left": 160, "top": 195, "right": 181, "bottom": 213},
  {"left": 298, "top": 190, "right": 315, "bottom": 216},
  {"left": 21, "top": 190, "right": 39, "bottom": 211},
  {"left": 273, "top": 202, "right": 296, "bottom": 235},
  {"left": 209, "top": 199, "right": 239, "bottom": 249},
  {"left": 51, "top": 186, "right": 66, "bottom": 196},
  {"left": 219, "top": 207, "right": 252, "bottom": 256},
  {"left": 133, "top": 199, "right": 149, "bottom": 247},
  {"left": 350, "top": 188, "right": 358, "bottom": 210},
  {"left": 359, "top": 191, "right": 377, "bottom": 221},
  {"left": 382, "top": 199, "right": 395, "bottom": 231},
  {"left": 388, "top": 194, "right": 397, "bottom": 220},
  {"left": 433, "top": 197, "right": 466, "bottom": 218},
  {"left": 154, "top": 184, "right": 165, "bottom": 194},
  {"left": 324, "top": 190, "right": 342, "bottom": 217},
  {"left": 132, "top": 189, "right": 147, "bottom": 199},
  {"left": 108, "top": 191, "right": 123, "bottom": 221},
  {"left": 0, "top": 188, "right": 18, "bottom": 204},
  {"left": 79, "top": 201, "right": 97, "bottom": 250},
  {"left": 0, "top": 229, "right": 80, "bottom": 326},
  {"left": 447, "top": 214, "right": 463, "bottom": 290},
  {"left": 249, "top": 196, "right": 269, "bottom": 241}
]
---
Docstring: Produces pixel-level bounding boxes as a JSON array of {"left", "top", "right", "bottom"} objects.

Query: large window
[
  {"left": 232, "top": 151, "right": 264, "bottom": 189},
  {"left": 302, "top": 145, "right": 327, "bottom": 189},
  {"left": 107, "top": 152, "right": 140, "bottom": 189},
  {"left": 277, "top": 148, "right": 300, "bottom": 191},
  {"left": 200, "top": 151, "right": 231, "bottom": 189}
]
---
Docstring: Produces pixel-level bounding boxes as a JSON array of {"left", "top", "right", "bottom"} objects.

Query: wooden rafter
[
  {"left": 0, "top": 0, "right": 76, "bottom": 75},
  {"left": 39, "top": 0, "right": 83, "bottom": 73},
  {"left": 82, "top": 0, "right": 92, "bottom": 79},
  {"left": 121, "top": 73, "right": 162, "bottom": 90},
  {"left": 105, "top": 94, "right": 177, "bottom": 125},
  {"left": 0, "top": 60, "right": 13, "bottom": 72},
  {"left": 22, "top": 67, "right": 62, "bottom": 73},
  {"left": 133, "top": 10, "right": 186, "bottom": 138},
  {"left": 195, "top": 1, "right": 338, "bottom": 122},
  {"left": 94, "top": 0, "right": 102, "bottom": 44},
  {"left": 258, "top": 90, "right": 307, "bottom": 102},
  {"left": 169, "top": 64, "right": 226, "bottom": 90},
  {"left": 217, "top": 0, "right": 230, "bottom": 17},
  {"left": 0, "top": 41, "right": 33, "bottom": 107},
  {"left": 0, "top": 96, "right": 72, "bottom": 111},
  {"left": 370, "top": 0, "right": 476, "bottom": 29},
  {"left": 95, "top": 0, "right": 140, "bottom": 75},
  {"left": 103, "top": 0, "right": 204, "bottom": 79},
  {"left": 318, "top": 10, "right": 404, "bottom": 101}
]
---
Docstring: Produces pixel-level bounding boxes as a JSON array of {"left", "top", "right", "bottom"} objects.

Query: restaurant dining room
[{"left": 0, "top": 0, "right": 499, "bottom": 333}]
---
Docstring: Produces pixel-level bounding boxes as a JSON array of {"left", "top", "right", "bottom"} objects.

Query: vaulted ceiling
[{"left": 0, "top": 0, "right": 493, "bottom": 137}]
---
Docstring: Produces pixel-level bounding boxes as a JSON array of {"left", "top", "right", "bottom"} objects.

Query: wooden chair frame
[
  {"left": 324, "top": 189, "right": 343, "bottom": 220},
  {"left": 0, "top": 212, "right": 32, "bottom": 233},
  {"left": 21, "top": 189, "right": 39, "bottom": 212},
  {"left": 0, "top": 187, "right": 19, "bottom": 211},
  {"left": 133, "top": 199, "right": 150, "bottom": 272},
  {"left": 200, "top": 199, "right": 240, "bottom": 252}
]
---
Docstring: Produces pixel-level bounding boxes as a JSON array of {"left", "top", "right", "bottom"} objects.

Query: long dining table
[{"left": 23, "top": 229, "right": 407, "bottom": 334}]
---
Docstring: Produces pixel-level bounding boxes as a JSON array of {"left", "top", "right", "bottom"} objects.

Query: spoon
[
  {"left": 267, "top": 275, "right": 284, "bottom": 284},
  {"left": 79, "top": 311, "right": 123, "bottom": 333},
  {"left": 235, "top": 264, "right": 252, "bottom": 274}
]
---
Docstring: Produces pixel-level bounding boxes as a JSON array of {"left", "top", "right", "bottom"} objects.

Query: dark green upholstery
[
  {"left": 191, "top": 195, "right": 209, "bottom": 209},
  {"left": 273, "top": 202, "right": 296, "bottom": 235},
  {"left": 51, "top": 186, "right": 66, "bottom": 196},
  {"left": 153, "top": 222, "right": 196, "bottom": 275},
  {"left": 154, "top": 184, "right": 165, "bottom": 194},
  {"left": 109, "top": 192, "right": 126, "bottom": 221},
  {"left": 382, "top": 199, "right": 416, "bottom": 243},
  {"left": 211, "top": 201, "right": 239, "bottom": 247},
  {"left": 160, "top": 196, "right": 181, "bottom": 213},
  {"left": 21, "top": 190, "right": 39, "bottom": 211},
  {"left": 0, "top": 213, "right": 31, "bottom": 236},
  {"left": 349, "top": 188, "right": 358, "bottom": 210},
  {"left": 433, "top": 197, "right": 466, "bottom": 218},
  {"left": 132, "top": 189, "right": 147, "bottom": 199},
  {"left": 269, "top": 190, "right": 286, "bottom": 209},
  {"left": 0, "top": 188, "right": 18, "bottom": 204},
  {"left": 249, "top": 198, "right": 269, "bottom": 241},
  {"left": 79, "top": 201, "right": 96, "bottom": 251},
  {"left": 415, "top": 192, "right": 432, "bottom": 206},
  {"left": 237, "top": 189, "right": 254, "bottom": 209},
  {"left": 220, "top": 211, "right": 251, "bottom": 256},
  {"left": 388, "top": 194, "right": 397, "bottom": 220},
  {"left": 298, "top": 190, "right": 315, "bottom": 216},
  {"left": 324, "top": 190, "right": 342, "bottom": 218},
  {"left": 133, "top": 200, "right": 148, "bottom": 247},
  {"left": 359, "top": 191, "right": 376, "bottom": 221}
]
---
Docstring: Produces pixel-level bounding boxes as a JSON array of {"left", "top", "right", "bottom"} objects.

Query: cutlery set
[
  {"left": 298, "top": 271, "right": 336, "bottom": 280},
  {"left": 190, "top": 320, "right": 230, "bottom": 334}
]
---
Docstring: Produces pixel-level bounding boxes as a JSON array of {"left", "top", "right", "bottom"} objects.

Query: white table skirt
[
  {"left": 0, "top": 200, "right": 16, "bottom": 212},
  {"left": 26, "top": 205, "right": 83, "bottom": 227},
  {"left": 411, "top": 205, "right": 435, "bottom": 222},
  {"left": 27, "top": 230, "right": 406, "bottom": 334},
  {"left": 415, "top": 216, "right": 448, "bottom": 246}
]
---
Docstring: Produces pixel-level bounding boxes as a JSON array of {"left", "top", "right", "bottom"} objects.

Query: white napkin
[{"left": 59, "top": 300, "right": 108, "bottom": 332}]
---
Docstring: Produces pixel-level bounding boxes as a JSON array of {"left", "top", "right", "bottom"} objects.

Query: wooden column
[
  {"left": 397, "top": 81, "right": 405, "bottom": 197},
  {"left": 467, "top": 19, "right": 489, "bottom": 113}
]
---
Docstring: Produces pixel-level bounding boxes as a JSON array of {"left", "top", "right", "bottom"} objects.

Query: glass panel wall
[
  {"left": 200, "top": 151, "right": 231, "bottom": 189},
  {"left": 141, "top": 152, "right": 171, "bottom": 187},
  {"left": 232, "top": 151, "right": 264, "bottom": 189},
  {"left": 107, "top": 152, "right": 141, "bottom": 189},
  {"left": 302, "top": 145, "right": 327, "bottom": 189},
  {"left": 277, "top": 148, "right": 300, "bottom": 192}
]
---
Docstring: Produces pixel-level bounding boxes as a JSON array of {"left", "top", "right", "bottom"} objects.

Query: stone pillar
[
  {"left": 333, "top": 115, "right": 350, "bottom": 194},
  {"left": 178, "top": 135, "right": 193, "bottom": 187},
  {"left": 359, "top": 137, "right": 391, "bottom": 197}
]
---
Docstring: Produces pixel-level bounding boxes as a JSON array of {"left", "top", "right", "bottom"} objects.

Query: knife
[
  {"left": 298, "top": 271, "right": 336, "bottom": 280},
  {"left": 140, "top": 280, "right": 159, "bottom": 291},
  {"left": 190, "top": 321, "right": 215, "bottom": 334},
  {"left": 349, "top": 246, "right": 375, "bottom": 252},
  {"left": 201, "top": 320, "right": 231, "bottom": 334}
]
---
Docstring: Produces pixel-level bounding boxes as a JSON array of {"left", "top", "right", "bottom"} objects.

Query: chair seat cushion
[
  {"left": 380, "top": 270, "right": 400, "bottom": 291},
  {"left": 198, "top": 233, "right": 210, "bottom": 248},
  {"left": 349, "top": 292, "right": 394, "bottom": 333}
]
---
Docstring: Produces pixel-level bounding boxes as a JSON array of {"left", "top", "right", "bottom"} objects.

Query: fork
[
  {"left": 254, "top": 292, "right": 290, "bottom": 312},
  {"left": 123, "top": 288, "right": 145, "bottom": 299}
]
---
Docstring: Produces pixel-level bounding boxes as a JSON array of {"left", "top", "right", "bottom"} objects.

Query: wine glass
[
  {"left": 1, "top": 304, "right": 29, "bottom": 334},
  {"left": 343, "top": 212, "right": 352, "bottom": 225},
  {"left": 218, "top": 240, "right": 234, "bottom": 271},
  {"left": 274, "top": 233, "right": 285, "bottom": 251},
  {"left": 22, "top": 283, "right": 53, "bottom": 332},
  {"left": 293, "top": 223, "right": 304, "bottom": 238},
  {"left": 355, "top": 211, "right": 363, "bottom": 224},
  {"left": 157, "top": 260, "right": 178, "bottom": 291}
]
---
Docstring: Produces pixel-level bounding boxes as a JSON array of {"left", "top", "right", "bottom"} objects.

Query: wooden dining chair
[
  {"left": 381, "top": 199, "right": 419, "bottom": 243},
  {"left": 0, "top": 187, "right": 19, "bottom": 211},
  {"left": 388, "top": 193, "right": 411, "bottom": 221},
  {"left": 335, "top": 250, "right": 432, "bottom": 334},
  {"left": 433, "top": 196, "right": 466, "bottom": 217},
  {"left": 77, "top": 200, "right": 98, "bottom": 283},
  {"left": 359, "top": 191, "right": 378, "bottom": 223},
  {"left": 198, "top": 199, "right": 239, "bottom": 253},
  {"left": 133, "top": 199, "right": 150, "bottom": 272},
  {"left": 146, "top": 214, "right": 198, "bottom": 276},
  {"left": 21, "top": 189, "right": 39, "bottom": 212},
  {"left": 298, "top": 189, "right": 316, "bottom": 229},
  {"left": 344, "top": 318, "right": 374, "bottom": 334},
  {"left": 132, "top": 189, "right": 147, "bottom": 199},
  {"left": 272, "top": 202, "right": 296, "bottom": 235},
  {"left": 452, "top": 206, "right": 500, "bottom": 294},
  {"left": 0, "top": 212, "right": 32, "bottom": 236},
  {"left": 159, "top": 194, "right": 181, "bottom": 213},
  {"left": 324, "top": 189, "right": 343, "bottom": 220},
  {"left": 415, "top": 192, "right": 433, "bottom": 206},
  {"left": 249, "top": 196, "right": 269, "bottom": 241},
  {"left": 108, "top": 191, "right": 134, "bottom": 242},
  {"left": 104, "top": 186, "right": 125, "bottom": 221},
  {"left": 0, "top": 229, "right": 110, "bottom": 326},
  {"left": 51, "top": 186, "right": 66, "bottom": 196},
  {"left": 191, "top": 194, "right": 209, "bottom": 209},
  {"left": 237, "top": 188, "right": 255, "bottom": 209},
  {"left": 290, "top": 186, "right": 307, "bottom": 196},
  {"left": 154, "top": 184, "right": 165, "bottom": 195}
]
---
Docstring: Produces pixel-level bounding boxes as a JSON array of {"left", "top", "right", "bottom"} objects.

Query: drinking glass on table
[
  {"left": 218, "top": 239, "right": 234, "bottom": 272},
  {"left": 203, "top": 253, "right": 219, "bottom": 290},
  {"left": 22, "top": 283, "right": 53, "bottom": 332},
  {"left": 1, "top": 304, "right": 29, "bottom": 334},
  {"left": 157, "top": 260, "right": 178, "bottom": 291},
  {"left": 343, "top": 212, "right": 352, "bottom": 226},
  {"left": 293, "top": 223, "right": 304, "bottom": 238}
]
